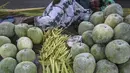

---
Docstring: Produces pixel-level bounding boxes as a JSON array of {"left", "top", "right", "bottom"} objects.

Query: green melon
[
  {"left": 0, "top": 43, "right": 17, "bottom": 58},
  {"left": 78, "top": 21, "right": 94, "bottom": 35},
  {"left": 114, "top": 22, "right": 130, "bottom": 42},
  {"left": 16, "top": 49, "right": 36, "bottom": 62},
  {"left": 70, "top": 42, "right": 89, "bottom": 59},
  {"left": 17, "top": 37, "right": 33, "bottom": 50},
  {"left": 90, "top": 44, "right": 105, "bottom": 61},
  {"left": 104, "top": 3, "right": 123, "bottom": 16},
  {"left": 73, "top": 53, "right": 96, "bottom": 73},
  {"left": 27, "top": 27, "right": 43, "bottom": 44},
  {"left": 89, "top": 11, "right": 105, "bottom": 25},
  {"left": 95, "top": 59, "right": 118, "bottom": 73},
  {"left": 14, "top": 61, "right": 37, "bottom": 73},
  {"left": 0, "top": 57, "right": 17, "bottom": 73},
  {"left": 105, "top": 40, "right": 130, "bottom": 64},
  {"left": 92, "top": 24, "right": 114, "bottom": 43},
  {"left": 0, "top": 22, "right": 15, "bottom": 37},
  {"left": 0, "top": 68, "right": 4, "bottom": 73},
  {"left": 15, "top": 23, "right": 30, "bottom": 37},
  {"left": 125, "top": 14, "right": 130, "bottom": 24},
  {"left": 82, "top": 30, "right": 94, "bottom": 47},
  {"left": 118, "top": 59, "right": 130, "bottom": 73},
  {"left": 104, "top": 13, "right": 123, "bottom": 28},
  {"left": 0, "top": 36, "right": 11, "bottom": 47}
]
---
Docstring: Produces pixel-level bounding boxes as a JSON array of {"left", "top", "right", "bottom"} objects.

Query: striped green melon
[
  {"left": 16, "top": 49, "right": 36, "bottom": 62},
  {"left": 0, "top": 43, "right": 17, "bottom": 58},
  {"left": 70, "top": 42, "right": 90, "bottom": 59},
  {"left": 15, "top": 61, "right": 37, "bottom": 73},
  {"left": 15, "top": 23, "right": 32, "bottom": 37},
  {"left": 89, "top": 11, "right": 105, "bottom": 25},
  {"left": 73, "top": 53, "right": 96, "bottom": 73},
  {"left": 125, "top": 14, "right": 130, "bottom": 24},
  {"left": 17, "top": 37, "right": 33, "bottom": 50},
  {"left": 91, "top": 44, "right": 105, "bottom": 61},
  {"left": 0, "top": 22, "right": 15, "bottom": 37},
  {"left": 82, "top": 30, "right": 94, "bottom": 47},
  {"left": 78, "top": 21, "right": 94, "bottom": 35},
  {"left": 114, "top": 22, "right": 130, "bottom": 42},
  {"left": 104, "top": 3, "right": 123, "bottom": 16},
  {"left": 118, "top": 59, "right": 130, "bottom": 73},
  {"left": 0, "top": 57, "right": 17, "bottom": 73},
  {"left": 92, "top": 24, "right": 114, "bottom": 43},
  {"left": 95, "top": 59, "right": 118, "bottom": 73},
  {"left": 27, "top": 27, "right": 43, "bottom": 44},
  {"left": 105, "top": 13, "right": 123, "bottom": 28},
  {"left": 105, "top": 40, "right": 130, "bottom": 64},
  {"left": 0, "top": 36, "right": 11, "bottom": 47}
]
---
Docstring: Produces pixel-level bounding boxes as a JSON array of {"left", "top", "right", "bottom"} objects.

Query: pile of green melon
[
  {"left": 71, "top": 3, "right": 130, "bottom": 73},
  {"left": 0, "top": 22, "right": 44, "bottom": 73},
  {"left": 0, "top": 3, "right": 130, "bottom": 73}
]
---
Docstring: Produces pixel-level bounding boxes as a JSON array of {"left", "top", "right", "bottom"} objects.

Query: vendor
[
  {"left": 35, "top": 0, "right": 115, "bottom": 30},
  {"left": 76, "top": 0, "right": 114, "bottom": 11}
]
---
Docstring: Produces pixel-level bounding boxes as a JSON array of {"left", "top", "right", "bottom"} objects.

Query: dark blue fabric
[
  {"left": 0, "top": 16, "right": 14, "bottom": 23},
  {"left": 76, "top": 0, "right": 90, "bottom": 9}
]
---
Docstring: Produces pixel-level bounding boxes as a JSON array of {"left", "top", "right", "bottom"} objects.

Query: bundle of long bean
[{"left": 39, "top": 28, "right": 74, "bottom": 73}]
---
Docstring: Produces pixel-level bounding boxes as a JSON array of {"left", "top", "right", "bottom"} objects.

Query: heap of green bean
[{"left": 39, "top": 28, "right": 74, "bottom": 73}]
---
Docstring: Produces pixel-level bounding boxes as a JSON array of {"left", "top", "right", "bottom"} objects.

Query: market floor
[{"left": 0, "top": 0, "right": 130, "bottom": 9}]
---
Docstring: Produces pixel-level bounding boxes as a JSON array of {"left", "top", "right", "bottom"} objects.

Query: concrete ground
[
  {"left": 0, "top": 0, "right": 130, "bottom": 9},
  {"left": 0, "top": 0, "right": 52, "bottom": 9}
]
